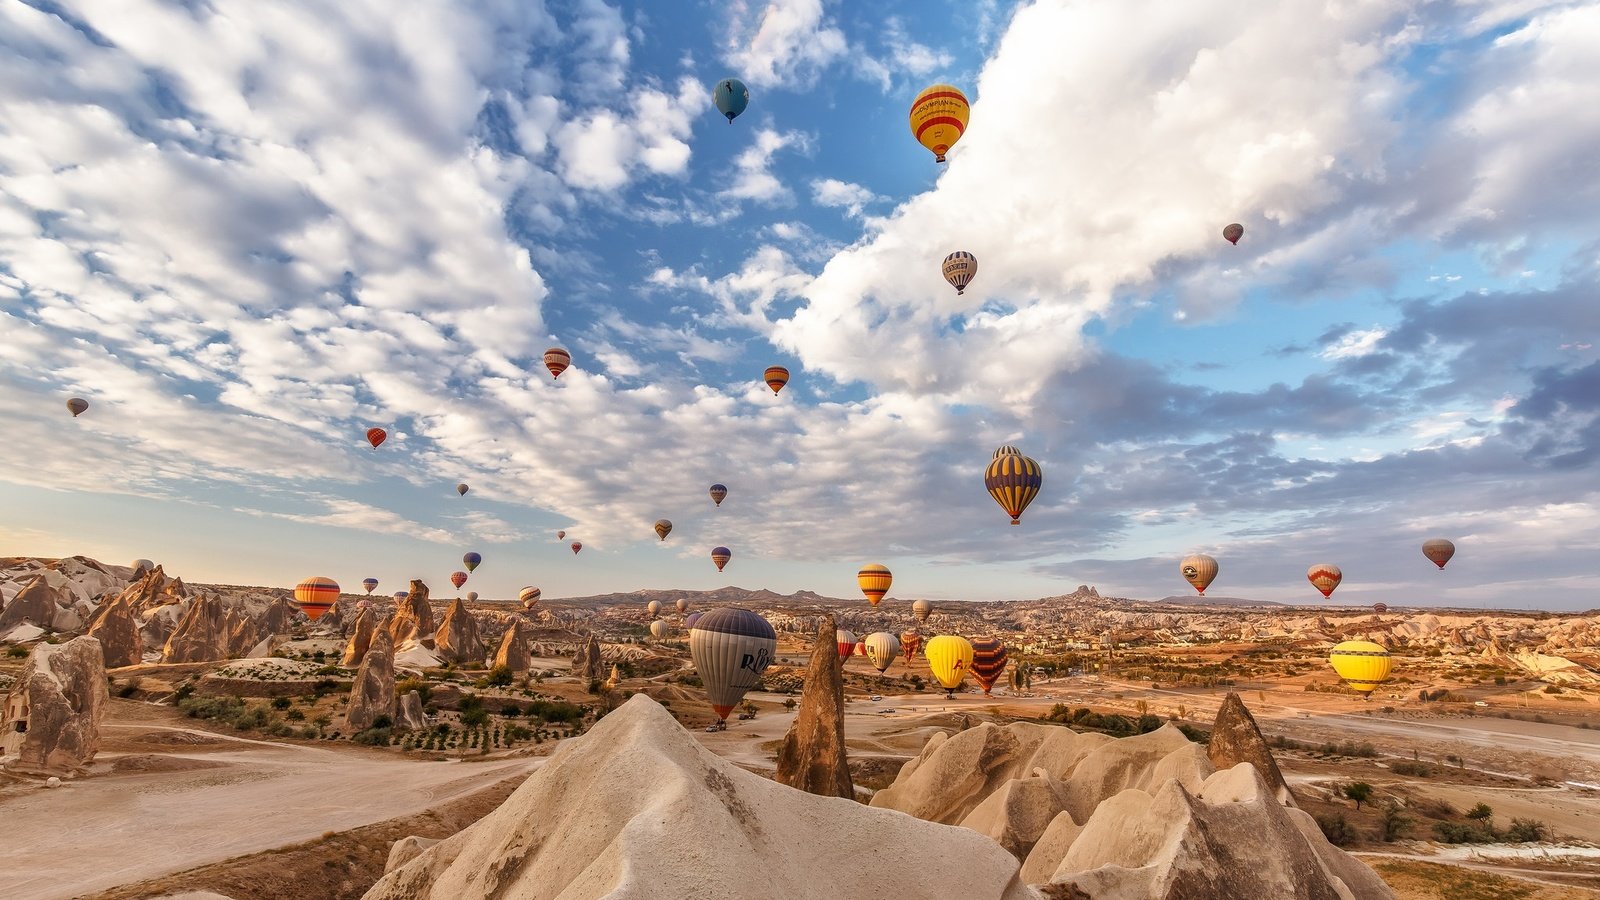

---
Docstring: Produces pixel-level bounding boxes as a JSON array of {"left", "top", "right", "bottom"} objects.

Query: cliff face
[
  {"left": 1, "top": 636, "right": 109, "bottom": 777},
  {"left": 774, "top": 616, "right": 852, "bottom": 799}
]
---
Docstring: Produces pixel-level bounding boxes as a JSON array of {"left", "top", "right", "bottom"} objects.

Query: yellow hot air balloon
[
  {"left": 1328, "top": 640, "right": 1392, "bottom": 694},
  {"left": 1180, "top": 554, "right": 1218, "bottom": 596},
  {"left": 984, "top": 445, "right": 1043, "bottom": 526},
  {"left": 910, "top": 84, "right": 970, "bottom": 163},
  {"left": 925, "top": 634, "right": 974, "bottom": 696},
  {"left": 857, "top": 564, "right": 892, "bottom": 606}
]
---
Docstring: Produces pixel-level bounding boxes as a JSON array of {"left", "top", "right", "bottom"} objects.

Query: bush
[
  {"left": 271, "top": 697, "right": 292, "bottom": 710},
  {"left": 396, "top": 678, "right": 432, "bottom": 704},
  {"left": 1389, "top": 761, "right": 1432, "bottom": 777},
  {"left": 1342, "top": 782, "right": 1374, "bottom": 810},
  {"left": 352, "top": 727, "right": 393, "bottom": 746},
  {"left": 1433, "top": 821, "right": 1491, "bottom": 844},
  {"left": 1465, "top": 802, "right": 1493, "bottom": 821},
  {"left": 1379, "top": 802, "right": 1410, "bottom": 842},
  {"left": 460, "top": 695, "right": 490, "bottom": 727},
  {"left": 485, "top": 665, "right": 514, "bottom": 688},
  {"left": 371, "top": 714, "right": 393, "bottom": 729},
  {"left": 1317, "top": 814, "right": 1355, "bottom": 847},
  {"left": 1504, "top": 818, "right": 1549, "bottom": 842},
  {"left": 286, "top": 709, "right": 306, "bottom": 721},
  {"left": 5, "top": 645, "right": 29, "bottom": 658}
]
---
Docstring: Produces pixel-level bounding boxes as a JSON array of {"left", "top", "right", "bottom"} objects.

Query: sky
[{"left": 2, "top": 0, "right": 1598, "bottom": 611}]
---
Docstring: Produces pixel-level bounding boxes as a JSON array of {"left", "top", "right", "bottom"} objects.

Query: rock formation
[
  {"left": 0, "top": 575, "right": 74, "bottom": 632},
  {"left": 342, "top": 606, "right": 381, "bottom": 667},
  {"left": 433, "top": 598, "right": 482, "bottom": 665},
  {"left": 572, "top": 633, "right": 603, "bottom": 682},
  {"left": 774, "top": 616, "right": 852, "bottom": 798},
  {"left": 389, "top": 580, "right": 435, "bottom": 646},
  {"left": 161, "top": 596, "right": 232, "bottom": 663},
  {"left": 86, "top": 594, "right": 143, "bottom": 668},
  {"left": 395, "top": 690, "right": 428, "bottom": 730},
  {"left": 1207, "top": 692, "right": 1293, "bottom": 805},
  {"left": 365, "top": 695, "right": 1034, "bottom": 900},
  {"left": 345, "top": 629, "right": 397, "bottom": 731},
  {"left": 491, "top": 619, "right": 531, "bottom": 672},
  {"left": 1, "top": 636, "right": 110, "bottom": 776}
]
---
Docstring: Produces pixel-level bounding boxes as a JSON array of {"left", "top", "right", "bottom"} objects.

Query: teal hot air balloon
[
  {"left": 463, "top": 551, "right": 482, "bottom": 573},
  {"left": 713, "top": 78, "right": 749, "bottom": 123}
]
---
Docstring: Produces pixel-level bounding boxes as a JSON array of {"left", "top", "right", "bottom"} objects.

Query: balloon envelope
[
  {"left": 650, "top": 619, "right": 670, "bottom": 639},
  {"left": 519, "top": 586, "right": 541, "bottom": 609},
  {"left": 925, "top": 635, "right": 974, "bottom": 692},
  {"left": 711, "top": 546, "right": 731, "bottom": 572},
  {"left": 763, "top": 366, "right": 789, "bottom": 395},
  {"left": 835, "top": 628, "right": 858, "bottom": 661},
  {"left": 684, "top": 611, "right": 703, "bottom": 629},
  {"left": 571, "top": 541, "right": 582, "bottom": 554},
  {"left": 450, "top": 571, "right": 468, "bottom": 589},
  {"left": 1422, "top": 538, "right": 1456, "bottom": 569},
  {"left": 130, "top": 559, "right": 154, "bottom": 575},
  {"left": 67, "top": 397, "right": 88, "bottom": 417},
  {"left": 1373, "top": 602, "right": 1388, "bottom": 614},
  {"left": 456, "top": 483, "right": 469, "bottom": 496},
  {"left": 1307, "top": 563, "right": 1342, "bottom": 599},
  {"left": 713, "top": 78, "right": 750, "bottom": 122},
  {"left": 393, "top": 591, "right": 407, "bottom": 600},
  {"left": 1329, "top": 640, "right": 1392, "bottom": 693},
  {"left": 985, "top": 445, "right": 1043, "bottom": 525},
  {"left": 647, "top": 600, "right": 662, "bottom": 616},
  {"left": 709, "top": 483, "right": 728, "bottom": 507},
  {"left": 543, "top": 347, "right": 571, "bottom": 379},
  {"left": 1180, "top": 554, "right": 1219, "bottom": 595},
  {"left": 1223, "top": 223, "right": 1244, "bottom": 245},
  {"left": 557, "top": 530, "right": 566, "bottom": 540},
  {"left": 294, "top": 577, "right": 339, "bottom": 622},
  {"left": 463, "top": 552, "right": 482, "bottom": 572},
  {"left": 863, "top": 632, "right": 901, "bottom": 673},
  {"left": 689, "top": 607, "right": 776, "bottom": 721},
  {"left": 654, "top": 519, "right": 673, "bottom": 541},
  {"left": 676, "top": 598, "right": 689, "bottom": 613},
  {"left": 857, "top": 564, "right": 892, "bottom": 606},
  {"left": 899, "top": 630, "right": 922, "bottom": 662},
  {"left": 942, "top": 251, "right": 977, "bottom": 295},
  {"left": 912, "top": 598, "right": 932, "bottom": 622},
  {"left": 362, "top": 578, "right": 379, "bottom": 594},
  {"left": 909, "top": 84, "right": 969, "bottom": 163},
  {"left": 366, "top": 427, "right": 387, "bottom": 448},
  {"left": 466, "top": 591, "right": 478, "bottom": 602},
  {"left": 970, "top": 637, "right": 1009, "bottom": 695}
]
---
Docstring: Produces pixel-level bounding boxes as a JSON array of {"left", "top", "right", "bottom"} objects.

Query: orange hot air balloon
[
  {"left": 909, "top": 84, "right": 969, "bottom": 163},
  {"left": 984, "top": 445, "right": 1043, "bottom": 525},
  {"left": 570, "top": 541, "right": 583, "bottom": 555},
  {"left": 544, "top": 347, "right": 571, "bottom": 379},
  {"left": 969, "top": 637, "right": 1009, "bottom": 696},
  {"left": 1180, "top": 554, "right": 1218, "bottom": 595},
  {"left": 764, "top": 366, "right": 790, "bottom": 395},
  {"left": 1307, "top": 563, "right": 1343, "bottom": 599},
  {"left": 899, "top": 630, "right": 922, "bottom": 663},
  {"left": 857, "top": 564, "right": 892, "bottom": 606},
  {"left": 366, "top": 428, "right": 387, "bottom": 448},
  {"left": 294, "top": 577, "right": 340, "bottom": 622},
  {"left": 66, "top": 397, "right": 89, "bottom": 417},
  {"left": 1223, "top": 223, "right": 1244, "bottom": 245},
  {"left": 1422, "top": 538, "right": 1455, "bottom": 570}
]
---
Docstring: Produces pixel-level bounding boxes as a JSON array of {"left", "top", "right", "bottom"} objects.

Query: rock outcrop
[
  {"left": 363, "top": 695, "right": 1034, "bottom": 900},
  {"left": 395, "top": 690, "right": 428, "bottom": 730},
  {"left": 491, "top": 619, "right": 531, "bottom": 672},
  {"left": 775, "top": 616, "right": 852, "bottom": 798},
  {"left": 572, "top": 633, "right": 603, "bottom": 682},
  {"left": 161, "top": 596, "right": 232, "bottom": 663},
  {"left": 0, "top": 576, "right": 74, "bottom": 632},
  {"left": 1207, "top": 692, "right": 1293, "bottom": 805},
  {"left": 86, "top": 594, "right": 144, "bottom": 668},
  {"left": 342, "top": 606, "right": 381, "bottom": 667},
  {"left": 389, "top": 581, "right": 435, "bottom": 647},
  {"left": 345, "top": 629, "right": 397, "bottom": 731},
  {"left": 1, "top": 636, "right": 110, "bottom": 776},
  {"left": 433, "top": 598, "right": 482, "bottom": 665}
]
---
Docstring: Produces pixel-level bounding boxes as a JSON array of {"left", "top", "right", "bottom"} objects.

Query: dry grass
[{"left": 1372, "top": 859, "right": 1597, "bottom": 900}]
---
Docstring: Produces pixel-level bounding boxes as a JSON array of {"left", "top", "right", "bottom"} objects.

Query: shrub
[
  {"left": 1342, "top": 782, "right": 1374, "bottom": 810},
  {"left": 286, "top": 709, "right": 305, "bottom": 721},
  {"left": 485, "top": 665, "right": 514, "bottom": 687},
  {"left": 1379, "top": 802, "right": 1410, "bottom": 842},
  {"left": 371, "top": 715, "right": 393, "bottom": 729},
  {"left": 1389, "top": 761, "right": 1432, "bottom": 777},
  {"left": 1433, "top": 822, "right": 1490, "bottom": 844},
  {"left": 460, "top": 695, "right": 490, "bottom": 727},
  {"left": 1317, "top": 814, "right": 1355, "bottom": 847},
  {"left": 271, "top": 697, "right": 292, "bottom": 710},
  {"left": 1465, "top": 802, "right": 1493, "bottom": 822},
  {"left": 5, "top": 645, "right": 29, "bottom": 658},
  {"left": 352, "top": 727, "right": 393, "bottom": 746},
  {"left": 1504, "top": 818, "right": 1549, "bottom": 842}
]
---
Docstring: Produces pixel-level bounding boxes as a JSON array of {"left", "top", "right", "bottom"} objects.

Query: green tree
[
  {"left": 485, "top": 665, "right": 514, "bottom": 687},
  {"left": 1379, "top": 802, "right": 1410, "bottom": 842},
  {"left": 1465, "top": 802, "right": 1493, "bottom": 822},
  {"left": 1342, "top": 782, "right": 1374, "bottom": 811}
]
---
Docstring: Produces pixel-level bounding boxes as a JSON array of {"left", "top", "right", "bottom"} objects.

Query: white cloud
[
  {"left": 555, "top": 77, "right": 704, "bottom": 191},
  {"left": 810, "top": 178, "right": 880, "bottom": 217},
  {"left": 1320, "top": 327, "right": 1389, "bottom": 360},
  {"left": 722, "top": 0, "right": 849, "bottom": 88},
  {"left": 717, "top": 127, "right": 809, "bottom": 205}
]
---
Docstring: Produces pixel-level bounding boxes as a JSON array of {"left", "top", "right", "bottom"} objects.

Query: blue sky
[{"left": 2, "top": 0, "right": 1598, "bottom": 610}]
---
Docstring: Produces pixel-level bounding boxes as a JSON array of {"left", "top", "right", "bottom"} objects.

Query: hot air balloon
[
  {"left": 1422, "top": 539, "right": 1455, "bottom": 570},
  {"left": 942, "top": 251, "right": 977, "bottom": 295},
  {"left": 689, "top": 607, "right": 775, "bottom": 725},
  {"left": 863, "top": 632, "right": 901, "bottom": 673},
  {"left": 762, "top": 366, "right": 790, "bottom": 396},
  {"left": 909, "top": 84, "right": 969, "bottom": 163},
  {"left": 570, "top": 541, "right": 583, "bottom": 554},
  {"left": 366, "top": 427, "right": 387, "bottom": 448},
  {"left": 1223, "top": 223, "right": 1244, "bottom": 245},
  {"left": 1373, "top": 602, "right": 1388, "bottom": 614},
  {"left": 970, "top": 637, "right": 1009, "bottom": 696},
  {"left": 710, "top": 483, "right": 728, "bottom": 507},
  {"left": 925, "top": 635, "right": 974, "bottom": 696},
  {"left": 647, "top": 599, "right": 663, "bottom": 617},
  {"left": 676, "top": 598, "right": 689, "bottom": 614},
  {"left": 711, "top": 546, "right": 731, "bottom": 572},
  {"left": 1307, "top": 563, "right": 1342, "bottom": 599},
  {"left": 357, "top": 599, "right": 371, "bottom": 612},
  {"left": 463, "top": 552, "right": 482, "bottom": 573},
  {"left": 854, "top": 641, "right": 868, "bottom": 657},
  {"left": 519, "top": 586, "right": 541, "bottom": 609},
  {"left": 67, "top": 397, "right": 88, "bottom": 417},
  {"left": 1329, "top": 640, "right": 1392, "bottom": 695},
  {"left": 130, "top": 559, "right": 154, "bottom": 575},
  {"left": 557, "top": 530, "right": 566, "bottom": 540},
  {"left": 544, "top": 347, "right": 571, "bottom": 379},
  {"left": 835, "top": 628, "right": 858, "bottom": 661},
  {"left": 294, "top": 577, "right": 340, "bottom": 622},
  {"left": 650, "top": 619, "right": 670, "bottom": 639},
  {"left": 393, "top": 590, "right": 407, "bottom": 600},
  {"left": 899, "top": 630, "right": 922, "bottom": 663},
  {"left": 684, "top": 610, "right": 703, "bottom": 629},
  {"left": 456, "top": 483, "right": 469, "bottom": 496},
  {"left": 362, "top": 578, "right": 379, "bottom": 595},
  {"left": 912, "top": 598, "right": 932, "bottom": 622},
  {"left": 466, "top": 591, "right": 478, "bottom": 603},
  {"left": 1180, "top": 554, "right": 1219, "bottom": 596},
  {"left": 713, "top": 78, "right": 749, "bottom": 123},
  {"left": 985, "top": 445, "right": 1043, "bottom": 526},
  {"left": 450, "top": 571, "right": 468, "bottom": 590},
  {"left": 857, "top": 564, "right": 892, "bottom": 606},
  {"left": 654, "top": 519, "right": 673, "bottom": 541}
]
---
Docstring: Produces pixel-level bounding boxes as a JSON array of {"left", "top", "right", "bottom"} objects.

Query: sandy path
[{"left": 0, "top": 727, "right": 540, "bottom": 900}]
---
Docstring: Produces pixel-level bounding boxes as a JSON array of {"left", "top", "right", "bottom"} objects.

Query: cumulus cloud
[
  {"left": 723, "top": 0, "right": 849, "bottom": 88},
  {"left": 717, "top": 127, "right": 809, "bottom": 205},
  {"left": 810, "top": 178, "right": 881, "bottom": 217}
]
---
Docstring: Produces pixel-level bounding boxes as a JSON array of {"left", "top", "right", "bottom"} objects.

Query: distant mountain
[{"left": 1146, "top": 594, "right": 1288, "bottom": 608}]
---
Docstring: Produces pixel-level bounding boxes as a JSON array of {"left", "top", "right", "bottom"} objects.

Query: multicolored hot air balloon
[
  {"left": 899, "top": 630, "right": 922, "bottom": 663},
  {"left": 835, "top": 628, "right": 858, "bottom": 660},
  {"left": 463, "top": 552, "right": 481, "bottom": 573},
  {"left": 67, "top": 397, "right": 88, "bottom": 417},
  {"left": 1422, "top": 538, "right": 1455, "bottom": 570},
  {"left": 650, "top": 619, "right": 670, "bottom": 639},
  {"left": 711, "top": 546, "right": 731, "bottom": 572},
  {"left": 544, "top": 347, "right": 571, "bottom": 379},
  {"left": 912, "top": 598, "right": 932, "bottom": 622},
  {"left": 362, "top": 578, "right": 379, "bottom": 595},
  {"left": 1180, "top": 554, "right": 1219, "bottom": 596},
  {"left": 855, "top": 641, "right": 868, "bottom": 657},
  {"left": 647, "top": 599, "right": 663, "bottom": 617},
  {"left": 970, "top": 637, "right": 1009, "bottom": 696},
  {"left": 1307, "top": 563, "right": 1342, "bottom": 599},
  {"left": 456, "top": 483, "right": 469, "bottom": 496},
  {"left": 557, "top": 530, "right": 566, "bottom": 540},
  {"left": 654, "top": 519, "right": 673, "bottom": 541},
  {"left": 366, "top": 428, "right": 387, "bottom": 448},
  {"left": 763, "top": 366, "right": 789, "bottom": 395},
  {"left": 985, "top": 445, "right": 1043, "bottom": 526},
  {"left": 857, "top": 564, "right": 892, "bottom": 606},
  {"left": 684, "top": 610, "right": 703, "bottom": 629},
  {"left": 466, "top": 591, "right": 478, "bottom": 603},
  {"left": 570, "top": 541, "right": 583, "bottom": 554},
  {"left": 450, "top": 571, "right": 468, "bottom": 590},
  {"left": 925, "top": 635, "right": 974, "bottom": 696},
  {"left": 393, "top": 590, "right": 407, "bottom": 600},
  {"left": 1223, "top": 223, "right": 1244, "bottom": 245},
  {"left": 519, "top": 586, "right": 541, "bottom": 609},
  {"left": 910, "top": 84, "right": 969, "bottom": 163},
  {"left": 942, "top": 251, "right": 977, "bottom": 295},
  {"left": 713, "top": 78, "right": 749, "bottom": 123},
  {"left": 863, "top": 632, "right": 900, "bottom": 673},
  {"left": 676, "top": 598, "right": 689, "bottom": 614},
  {"left": 709, "top": 483, "right": 728, "bottom": 507},
  {"left": 1373, "top": 602, "right": 1388, "bottom": 615},
  {"left": 1329, "top": 640, "right": 1392, "bottom": 695},
  {"left": 689, "top": 607, "right": 775, "bottom": 724},
  {"left": 294, "top": 577, "right": 339, "bottom": 622}
]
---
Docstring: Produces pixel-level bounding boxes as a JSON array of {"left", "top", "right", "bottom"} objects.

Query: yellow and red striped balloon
[
  {"left": 763, "top": 366, "right": 789, "bottom": 395},
  {"left": 857, "top": 564, "right": 892, "bottom": 606},
  {"left": 909, "top": 84, "right": 969, "bottom": 163},
  {"left": 970, "top": 637, "right": 1009, "bottom": 696},
  {"left": 984, "top": 445, "right": 1043, "bottom": 525},
  {"left": 1307, "top": 563, "right": 1342, "bottom": 599},
  {"left": 294, "top": 577, "right": 340, "bottom": 622}
]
